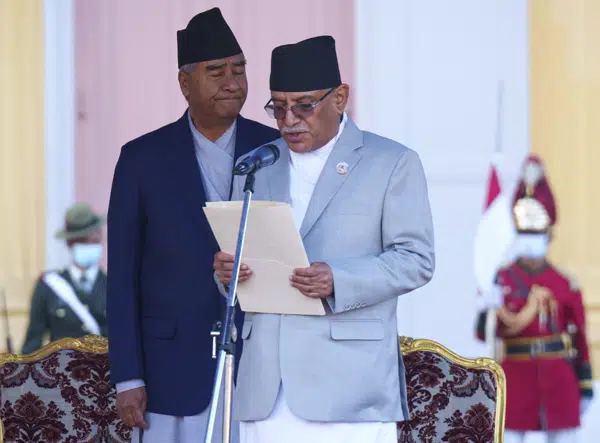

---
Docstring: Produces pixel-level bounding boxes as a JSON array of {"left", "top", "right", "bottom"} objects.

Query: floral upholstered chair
[
  {"left": 398, "top": 336, "right": 506, "bottom": 443},
  {"left": 0, "top": 335, "right": 130, "bottom": 443}
]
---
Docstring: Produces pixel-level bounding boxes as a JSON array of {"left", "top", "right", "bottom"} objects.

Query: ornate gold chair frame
[
  {"left": 400, "top": 336, "right": 506, "bottom": 442},
  {"left": 0, "top": 336, "right": 110, "bottom": 443},
  {"left": 0, "top": 336, "right": 506, "bottom": 442}
]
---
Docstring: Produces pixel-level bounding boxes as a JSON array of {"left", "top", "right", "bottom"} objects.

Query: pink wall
[{"left": 74, "top": 1, "right": 355, "bottom": 256}]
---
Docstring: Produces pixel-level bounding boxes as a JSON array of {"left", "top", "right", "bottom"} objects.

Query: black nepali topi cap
[
  {"left": 270, "top": 35, "right": 342, "bottom": 92},
  {"left": 177, "top": 7, "right": 242, "bottom": 69}
]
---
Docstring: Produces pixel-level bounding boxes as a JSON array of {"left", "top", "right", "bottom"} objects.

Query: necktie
[{"left": 79, "top": 273, "right": 90, "bottom": 293}]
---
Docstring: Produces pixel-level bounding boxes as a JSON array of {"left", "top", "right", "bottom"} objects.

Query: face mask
[
  {"left": 71, "top": 243, "right": 103, "bottom": 268},
  {"left": 516, "top": 234, "right": 548, "bottom": 259},
  {"left": 523, "top": 162, "right": 543, "bottom": 185}
]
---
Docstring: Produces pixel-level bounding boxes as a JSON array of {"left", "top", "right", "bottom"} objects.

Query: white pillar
[
  {"left": 354, "top": 0, "right": 529, "bottom": 357},
  {"left": 44, "top": 0, "right": 75, "bottom": 269}
]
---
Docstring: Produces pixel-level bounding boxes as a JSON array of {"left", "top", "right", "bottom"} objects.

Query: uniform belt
[{"left": 504, "top": 336, "right": 566, "bottom": 359}]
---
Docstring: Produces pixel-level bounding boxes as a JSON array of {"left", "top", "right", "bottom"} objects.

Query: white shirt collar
[
  {"left": 289, "top": 112, "right": 348, "bottom": 170},
  {"left": 69, "top": 264, "right": 99, "bottom": 285}
]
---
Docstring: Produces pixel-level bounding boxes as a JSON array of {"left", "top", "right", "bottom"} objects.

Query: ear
[
  {"left": 333, "top": 84, "right": 350, "bottom": 114},
  {"left": 178, "top": 71, "right": 190, "bottom": 99}
]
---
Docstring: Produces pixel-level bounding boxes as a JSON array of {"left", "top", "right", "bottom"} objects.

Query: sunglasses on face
[{"left": 264, "top": 88, "right": 335, "bottom": 120}]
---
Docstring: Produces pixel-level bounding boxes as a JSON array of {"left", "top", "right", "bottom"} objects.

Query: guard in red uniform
[{"left": 476, "top": 155, "right": 594, "bottom": 443}]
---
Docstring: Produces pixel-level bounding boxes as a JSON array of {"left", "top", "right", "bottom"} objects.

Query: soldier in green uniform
[{"left": 21, "top": 203, "right": 108, "bottom": 354}]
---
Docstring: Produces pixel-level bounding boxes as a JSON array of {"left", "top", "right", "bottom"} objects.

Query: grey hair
[{"left": 179, "top": 63, "right": 198, "bottom": 73}]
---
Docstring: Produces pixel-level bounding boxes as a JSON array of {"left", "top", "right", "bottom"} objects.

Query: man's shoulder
[
  {"left": 236, "top": 128, "right": 284, "bottom": 162},
  {"left": 546, "top": 263, "right": 580, "bottom": 291},
  {"left": 239, "top": 116, "right": 279, "bottom": 138},
  {"left": 34, "top": 268, "right": 68, "bottom": 290},
  {"left": 495, "top": 262, "right": 516, "bottom": 277},
  {"left": 358, "top": 129, "right": 423, "bottom": 174},
  {"left": 238, "top": 116, "right": 280, "bottom": 153},
  {"left": 361, "top": 129, "right": 416, "bottom": 160},
  {"left": 38, "top": 268, "right": 69, "bottom": 279},
  {"left": 122, "top": 116, "right": 185, "bottom": 154}
]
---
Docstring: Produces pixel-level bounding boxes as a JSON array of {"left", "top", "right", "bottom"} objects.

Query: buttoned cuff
[{"left": 325, "top": 264, "right": 368, "bottom": 313}]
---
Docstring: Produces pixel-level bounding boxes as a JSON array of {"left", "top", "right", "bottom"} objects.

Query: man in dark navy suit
[{"left": 106, "top": 8, "right": 278, "bottom": 442}]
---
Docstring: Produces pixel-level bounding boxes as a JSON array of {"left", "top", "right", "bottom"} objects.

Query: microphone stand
[{"left": 204, "top": 172, "right": 255, "bottom": 443}]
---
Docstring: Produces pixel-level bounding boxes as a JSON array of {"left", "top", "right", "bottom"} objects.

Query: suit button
[
  {"left": 56, "top": 308, "right": 66, "bottom": 318},
  {"left": 81, "top": 324, "right": 89, "bottom": 332},
  {"left": 84, "top": 305, "right": 90, "bottom": 311}
]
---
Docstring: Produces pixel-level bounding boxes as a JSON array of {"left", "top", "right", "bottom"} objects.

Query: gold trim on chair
[
  {"left": 0, "top": 335, "right": 108, "bottom": 366},
  {"left": 0, "top": 336, "right": 507, "bottom": 442},
  {"left": 0, "top": 335, "right": 109, "bottom": 443},
  {"left": 400, "top": 336, "right": 506, "bottom": 443}
]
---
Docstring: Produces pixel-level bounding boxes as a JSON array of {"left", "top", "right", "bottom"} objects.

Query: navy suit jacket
[{"left": 106, "top": 111, "right": 279, "bottom": 416}]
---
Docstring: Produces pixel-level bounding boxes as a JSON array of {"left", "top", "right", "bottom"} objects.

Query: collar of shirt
[
  {"left": 289, "top": 112, "right": 348, "bottom": 184},
  {"left": 187, "top": 110, "right": 236, "bottom": 153},
  {"left": 69, "top": 264, "right": 99, "bottom": 287}
]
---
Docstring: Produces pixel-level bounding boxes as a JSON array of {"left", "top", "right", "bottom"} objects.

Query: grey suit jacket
[{"left": 223, "top": 118, "right": 435, "bottom": 423}]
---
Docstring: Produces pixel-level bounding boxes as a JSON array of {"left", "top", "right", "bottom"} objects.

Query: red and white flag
[
  {"left": 474, "top": 152, "right": 516, "bottom": 356},
  {"left": 474, "top": 153, "right": 515, "bottom": 298}
]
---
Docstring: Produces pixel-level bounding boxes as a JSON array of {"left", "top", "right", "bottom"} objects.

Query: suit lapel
[
  {"left": 230, "top": 116, "right": 260, "bottom": 199},
  {"left": 173, "top": 111, "right": 208, "bottom": 221},
  {"left": 299, "top": 119, "right": 364, "bottom": 238},
  {"left": 233, "top": 116, "right": 255, "bottom": 162}
]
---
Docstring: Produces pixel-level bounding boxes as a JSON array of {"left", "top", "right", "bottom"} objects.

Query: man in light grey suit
[{"left": 214, "top": 36, "right": 435, "bottom": 443}]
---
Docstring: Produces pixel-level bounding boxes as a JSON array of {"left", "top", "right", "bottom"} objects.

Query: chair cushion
[
  {"left": 0, "top": 349, "right": 130, "bottom": 442},
  {"left": 398, "top": 350, "right": 497, "bottom": 442}
]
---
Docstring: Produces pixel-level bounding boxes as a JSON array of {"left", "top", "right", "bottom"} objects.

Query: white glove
[
  {"left": 480, "top": 285, "right": 504, "bottom": 310},
  {"left": 581, "top": 397, "right": 593, "bottom": 416}
]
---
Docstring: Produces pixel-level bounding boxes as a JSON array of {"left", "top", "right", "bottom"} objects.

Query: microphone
[{"left": 233, "top": 144, "right": 280, "bottom": 176}]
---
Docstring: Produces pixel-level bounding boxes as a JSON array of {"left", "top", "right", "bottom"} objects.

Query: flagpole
[
  {"left": 494, "top": 81, "right": 504, "bottom": 156},
  {"left": 485, "top": 80, "right": 505, "bottom": 361}
]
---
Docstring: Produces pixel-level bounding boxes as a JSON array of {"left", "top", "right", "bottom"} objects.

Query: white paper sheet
[{"left": 204, "top": 201, "right": 326, "bottom": 316}]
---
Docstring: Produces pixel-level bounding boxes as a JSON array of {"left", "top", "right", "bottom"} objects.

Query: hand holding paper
[
  {"left": 290, "top": 262, "right": 334, "bottom": 299},
  {"left": 213, "top": 251, "right": 253, "bottom": 286},
  {"left": 204, "top": 201, "right": 326, "bottom": 316}
]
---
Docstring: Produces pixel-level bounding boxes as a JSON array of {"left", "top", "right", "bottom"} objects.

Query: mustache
[{"left": 281, "top": 126, "right": 309, "bottom": 134}]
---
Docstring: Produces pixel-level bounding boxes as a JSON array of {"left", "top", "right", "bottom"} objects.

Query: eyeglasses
[{"left": 264, "top": 88, "right": 335, "bottom": 120}]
